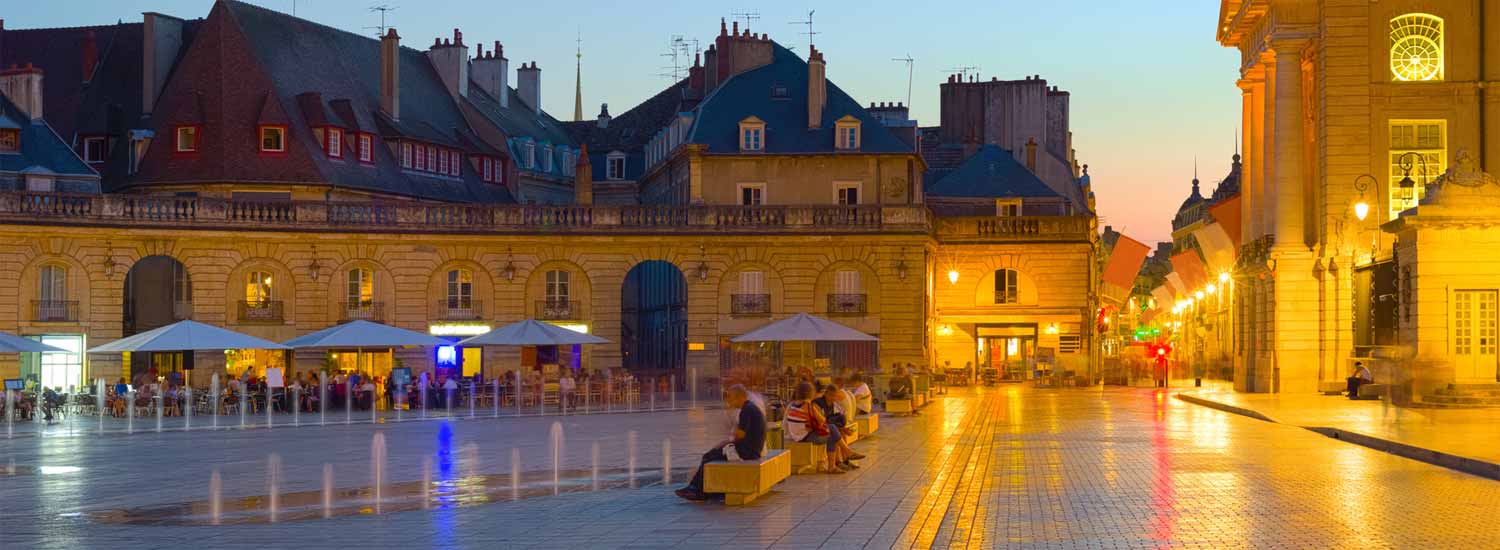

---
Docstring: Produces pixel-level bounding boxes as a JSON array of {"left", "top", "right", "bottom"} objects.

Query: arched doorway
[
  {"left": 123, "top": 255, "right": 193, "bottom": 385},
  {"left": 621, "top": 260, "right": 687, "bottom": 376}
]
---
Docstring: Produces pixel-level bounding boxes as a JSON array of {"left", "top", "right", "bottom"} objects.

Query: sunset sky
[{"left": 9, "top": 0, "right": 1241, "bottom": 244}]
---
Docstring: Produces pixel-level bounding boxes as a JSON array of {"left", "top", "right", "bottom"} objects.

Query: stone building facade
[{"left": 1216, "top": 0, "right": 1500, "bottom": 398}]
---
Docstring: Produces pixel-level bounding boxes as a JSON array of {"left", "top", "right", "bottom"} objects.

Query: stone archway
[{"left": 621, "top": 260, "right": 687, "bottom": 376}]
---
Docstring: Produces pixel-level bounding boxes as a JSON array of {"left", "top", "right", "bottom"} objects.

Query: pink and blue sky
[{"left": 9, "top": 0, "right": 1240, "bottom": 244}]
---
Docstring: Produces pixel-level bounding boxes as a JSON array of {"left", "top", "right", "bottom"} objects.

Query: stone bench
[
  {"left": 703, "top": 449, "right": 791, "bottom": 506},
  {"left": 1355, "top": 383, "right": 1386, "bottom": 400},
  {"left": 914, "top": 393, "right": 927, "bottom": 408},
  {"left": 856, "top": 413, "right": 879, "bottom": 436},
  {"left": 885, "top": 398, "right": 913, "bottom": 414},
  {"left": 787, "top": 441, "right": 828, "bottom": 474}
]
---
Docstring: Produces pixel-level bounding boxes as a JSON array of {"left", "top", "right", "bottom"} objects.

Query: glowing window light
[{"left": 1389, "top": 14, "right": 1444, "bottom": 82}]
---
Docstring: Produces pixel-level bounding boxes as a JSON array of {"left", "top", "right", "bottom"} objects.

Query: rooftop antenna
[
  {"left": 365, "top": 5, "right": 396, "bottom": 38},
  {"left": 659, "top": 35, "right": 688, "bottom": 81},
  {"left": 730, "top": 10, "right": 761, "bottom": 29},
  {"left": 892, "top": 55, "right": 914, "bottom": 106},
  {"left": 945, "top": 65, "right": 979, "bottom": 81},
  {"left": 790, "top": 10, "right": 818, "bottom": 51}
]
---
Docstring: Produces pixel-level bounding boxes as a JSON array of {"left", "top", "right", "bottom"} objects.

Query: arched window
[
  {"left": 446, "top": 269, "right": 473, "bottom": 309},
  {"left": 1390, "top": 14, "right": 1443, "bottom": 82},
  {"left": 545, "top": 270, "right": 571, "bottom": 303},
  {"left": 245, "top": 271, "right": 273, "bottom": 305},
  {"left": 994, "top": 269, "right": 1019, "bottom": 304},
  {"left": 39, "top": 265, "right": 67, "bottom": 303}
]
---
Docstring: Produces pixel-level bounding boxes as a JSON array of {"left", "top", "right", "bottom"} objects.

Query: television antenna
[
  {"left": 789, "top": 10, "right": 818, "bottom": 49},
  {"left": 659, "top": 35, "right": 689, "bottom": 81},
  {"left": 945, "top": 65, "right": 980, "bottom": 81},
  {"left": 730, "top": 10, "right": 761, "bottom": 29},
  {"left": 365, "top": 5, "right": 397, "bottom": 37},
  {"left": 892, "top": 55, "right": 914, "bottom": 106}
]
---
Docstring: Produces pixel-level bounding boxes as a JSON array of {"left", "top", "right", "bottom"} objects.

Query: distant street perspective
[{"left": 3, "top": 0, "right": 1500, "bottom": 548}]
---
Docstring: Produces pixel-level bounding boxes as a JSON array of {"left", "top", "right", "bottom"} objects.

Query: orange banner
[
  {"left": 1102, "top": 234, "right": 1151, "bottom": 292},
  {"left": 1207, "top": 194, "right": 1242, "bottom": 248},
  {"left": 1171, "top": 251, "right": 1210, "bottom": 291}
]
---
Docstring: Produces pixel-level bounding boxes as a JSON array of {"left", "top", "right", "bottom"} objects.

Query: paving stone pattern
[{"left": 2, "top": 386, "right": 1498, "bottom": 549}]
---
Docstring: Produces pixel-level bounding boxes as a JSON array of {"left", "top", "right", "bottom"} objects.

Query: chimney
[
  {"left": 1025, "top": 138, "right": 1038, "bottom": 172},
  {"left": 574, "top": 144, "right": 593, "bottom": 204},
  {"left": 427, "top": 28, "right": 469, "bottom": 99},
  {"left": 380, "top": 28, "right": 401, "bottom": 120},
  {"left": 517, "top": 61, "right": 541, "bottom": 115},
  {"left": 596, "top": 103, "right": 611, "bottom": 129},
  {"left": 687, "top": 53, "right": 704, "bottom": 98},
  {"left": 471, "top": 41, "right": 510, "bottom": 108},
  {"left": 807, "top": 45, "right": 826, "bottom": 129},
  {"left": 0, "top": 63, "right": 44, "bottom": 120},
  {"left": 142, "top": 12, "right": 186, "bottom": 116},
  {"left": 81, "top": 30, "right": 98, "bottom": 83}
]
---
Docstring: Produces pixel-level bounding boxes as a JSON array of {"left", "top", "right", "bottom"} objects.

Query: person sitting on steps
[{"left": 1346, "top": 361, "right": 1374, "bottom": 399}]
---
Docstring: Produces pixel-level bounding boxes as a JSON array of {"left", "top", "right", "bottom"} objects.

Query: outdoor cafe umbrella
[
  {"left": 458, "top": 319, "right": 610, "bottom": 347},
  {"left": 89, "top": 320, "right": 289, "bottom": 353},
  {"left": 0, "top": 331, "right": 67, "bottom": 353},
  {"left": 731, "top": 313, "right": 877, "bottom": 377},
  {"left": 282, "top": 320, "right": 450, "bottom": 349}
]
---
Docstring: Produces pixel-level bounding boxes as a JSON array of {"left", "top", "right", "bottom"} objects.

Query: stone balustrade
[{"left": 933, "top": 215, "right": 1095, "bottom": 243}]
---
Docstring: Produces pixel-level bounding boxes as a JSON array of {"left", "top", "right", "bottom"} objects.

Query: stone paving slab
[{"left": 3, "top": 386, "right": 1500, "bottom": 548}]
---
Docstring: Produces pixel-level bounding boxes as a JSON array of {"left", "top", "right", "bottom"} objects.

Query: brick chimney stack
[
  {"left": 81, "top": 30, "right": 98, "bottom": 84},
  {"left": 517, "top": 62, "right": 541, "bottom": 115},
  {"left": 1025, "top": 138, "right": 1038, "bottom": 172},
  {"left": 380, "top": 28, "right": 401, "bottom": 121},
  {"left": 427, "top": 28, "right": 469, "bottom": 99},
  {"left": 574, "top": 144, "right": 593, "bottom": 204},
  {"left": 807, "top": 45, "right": 826, "bottom": 129},
  {"left": 0, "top": 63, "right": 44, "bottom": 120},
  {"left": 471, "top": 41, "right": 510, "bottom": 108}
]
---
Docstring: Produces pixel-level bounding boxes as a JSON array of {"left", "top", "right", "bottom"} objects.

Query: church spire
[{"left": 573, "top": 30, "right": 584, "bottom": 122}]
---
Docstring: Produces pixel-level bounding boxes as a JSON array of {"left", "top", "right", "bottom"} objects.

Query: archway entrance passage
[
  {"left": 621, "top": 260, "right": 687, "bottom": 377},
  {"left": 123, "top": 255, "right": 193, "bottom": 385}
]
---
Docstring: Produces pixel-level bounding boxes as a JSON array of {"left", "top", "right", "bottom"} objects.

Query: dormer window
[
  {"left": 174, "top": 126, "right": 198, "bottom": 153},
  {"left": 401, "top": 142, "right": 413, "bottom": 168},
  {"left": 438, "top": 148, "right": 449, "bottom": 174},
  {"left": 525, "top": 141, "right": 536, "bottom": 169},
  {"left": 542, "top": 145, "right": 554, "bottom": 173},
  {"left": 739, "top": 116, "right": 765, "bottom": 152},
  {"left": 606, "top": 152, "right": 626, "bottom": 180},
  {"left": 358, "top": 134, "right": 374, "bottom": 163},
  {"left": 426, "top": 146, "right": 437, "bottom": 171},
  {"left": 413, "top": 143, "right": 426, "bottom": 171},
  {"left": 326, "top": 128, "right": 343, "bottom": 158},
  {"left": 0, "top": 128, "right": 18, "bottom": 153},
  {"left": 258, "top": 126, "right": 286, "bottom": 153},
  {"left": 82, "top": 136, "right": 107, "bottom": 162},
  {"left": 835, "top": 115, "right": 861, "bottom": 150},
  {"left": 482, "top": 157, "right": 494, "bottom": 182},
  {"left": 450, "top": 151, "right": 461, "bottom": 176}
]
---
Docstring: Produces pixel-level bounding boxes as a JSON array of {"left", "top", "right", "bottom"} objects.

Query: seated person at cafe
[
  {"left": 813, "top": 382, "right": 864, "bottom": 465},
  {"left": 783, "top": 381, "right": 852, "bottom": 474},
  {"left": 850, "top": 370, "right": 873, "bottom": 414},
  {"left": 676, "top": 385, "right": 767, "bottom": 501}
]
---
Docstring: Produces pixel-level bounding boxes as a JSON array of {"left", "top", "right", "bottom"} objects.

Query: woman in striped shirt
[{"left": 783, "top": 382, "right": 852, "bottom": 473}]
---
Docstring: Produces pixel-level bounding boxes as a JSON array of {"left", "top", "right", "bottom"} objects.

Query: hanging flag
[
  {"left": 1165, "top": 272, "right": 1187, "bottom": 295},
  {"left": 1193, "top": 222, "right": 1237, "bottom": 275},
  {"left": 1151, "top": 285, "right": 1174, "bottom": 310},
  {"left": 1171, "top": 251, "right": 1210, "bottom": 290},
  {"left": 1208, "top": 194, "right": 1242, "bottom": 248},
  {"left": 1100, "top": 234, "right": 1151, "bottom": 304}
]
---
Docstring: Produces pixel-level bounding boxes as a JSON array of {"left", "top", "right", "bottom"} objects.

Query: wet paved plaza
[{"left": 3, "top": 385, "right": 1498, "bottom": 549}]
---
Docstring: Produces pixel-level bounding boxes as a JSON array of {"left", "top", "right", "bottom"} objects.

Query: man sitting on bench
[
  {"left": 677, "top": 385, "right": 767, "bottom": 501},
  {"left": 1346, "top": 361, "right": 1373, "bottom": 399}
]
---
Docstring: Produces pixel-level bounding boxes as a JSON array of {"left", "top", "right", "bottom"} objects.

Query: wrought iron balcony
[
  {"left": 436, "top": 299, "right": 484, "bottom": 321},
  {"left": 340, "top": 301, "right": 384, "bottom": 322},
  {"left": 236, "top": 300, "right": 284, "bottom": 323},
  {"left": 535, "top": 300, "right": 580, "bottom": 320},
  {"left": 31, "top": 300, "right": 78, "bottom": 322},
  {"left": 731, "top": 293, "right": 772, "bottom": 316},
  {"left": 826, "top": 293, "right": 867, "bottom": 316}
]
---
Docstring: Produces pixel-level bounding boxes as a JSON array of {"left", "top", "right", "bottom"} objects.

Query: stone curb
[{"left": 1175, "top": 393, "right": 1500, "bottom": 481}]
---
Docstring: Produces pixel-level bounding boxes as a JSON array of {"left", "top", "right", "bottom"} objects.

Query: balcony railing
[
  {"left": 436, "top": 299, "right": 484, "bottom": 321},
  {"left": 0, "top": 191, "right": 930, "bottom": 235},
  {"left": 31, "top": 300, "right": 79, "bottom": 322},
  {"left": 341, "top": 301, "right": 385, "bottom": 322},
  {"left": 934, "top": 215, "right": 1093, "bottom": 243},
  {"left": 236, "top": 300, "right": 284, "bottom": 323},
  {"left": 535, "top": 300, "right": 580, "bottom": 320},
  {"left": 731, "top": 293, "right": 771, "bottom": 316},
  {"left": 826, "top": 293, "right": 867, "bottom": 316}
]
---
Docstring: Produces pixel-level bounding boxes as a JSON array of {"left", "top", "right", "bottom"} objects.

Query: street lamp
[
  {"left": 947, "top": 269, "right": 959, "bottom": 285},
  {"left": 1352, "top": 174, "right": 1376, "bottom": 222},
  {"left": 1395, "top": 152, "right": 1430, "bottom": 189}
]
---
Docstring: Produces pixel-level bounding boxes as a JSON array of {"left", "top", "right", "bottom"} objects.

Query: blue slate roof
[
  {"left": 924, "top": 144, "right": 1060, "bottom": 199},
  {"left": 689, "top": 44, "right": 913, "bottom": 155},
  {"left": 0, "top": 94, "right": 96, "bottom": 178}
]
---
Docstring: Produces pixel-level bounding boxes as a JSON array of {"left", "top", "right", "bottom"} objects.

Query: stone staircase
[{"left": 1417, "top": 383, "right": 1500, "bottom": 408}]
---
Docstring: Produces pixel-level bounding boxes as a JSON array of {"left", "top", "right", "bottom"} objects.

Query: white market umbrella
[
  {"left": 282, "top": 320, "right": 450, "bottom": 349},
  {"left": 89, "top": 320, "right": 288, "bottom": 353},
  {"left": 0, "top": 332, "right": 67, "bottom": 353},
  {"left": 731, "top": 313, "right": 877, "bottom": 343},
  {"left": 459, "top": 319, "right": 609, "bottom": 347}
]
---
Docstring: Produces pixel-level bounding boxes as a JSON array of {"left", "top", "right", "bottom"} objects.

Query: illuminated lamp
[
  {"left": 947, "top": 270, "right": 959, "bottom": 284},
  {"left": 1218, "top": 272, "right": 1230, "bottom": 283},
  {"left": 1353, "top": 201, "right": 1370, "bottom": 222},
  {"left": 1206, "top": 284, "right": 1217, "bottom": 295},
  {"left": 1195, "top": 290, "right": 1204, "bottom": 300}
]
